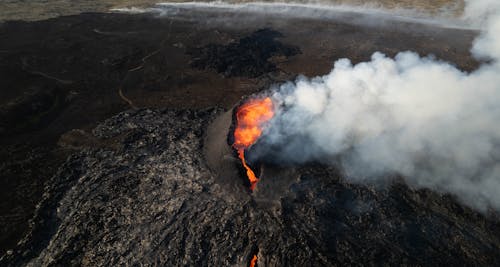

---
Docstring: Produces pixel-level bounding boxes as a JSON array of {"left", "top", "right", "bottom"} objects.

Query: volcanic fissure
[{"left": 232, "top": 97, "right": 274, "bottom": 191}]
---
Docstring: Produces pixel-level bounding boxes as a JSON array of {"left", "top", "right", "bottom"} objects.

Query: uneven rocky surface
[
  {"left": 1, "top": 108, "right": 499, "bottom": 266},
  {"left": 0, "top": 5, "right": 495, "bottom": 265},
  {"left": 189, "top": 28, "right": 300, "bottom": 78}
]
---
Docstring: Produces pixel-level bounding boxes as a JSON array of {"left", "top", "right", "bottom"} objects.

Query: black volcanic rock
[
  {"left": 1, "top": 108, "right": 499, "bottom": 266},
  {"left": 188, "top": 28, "right": 301, "bottom": 78},
  {"left": 0, "top": 84, "right": 68, "bottom": 136}
]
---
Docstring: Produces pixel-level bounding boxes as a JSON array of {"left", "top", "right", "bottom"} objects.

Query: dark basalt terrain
[
  {"left": 188, "top": 28, "right": 301, "bottom": 77},
  {"left": 1, "top": 108, "right": 499, "bottom": 266},
  {"left": 0, "top": 6, "right": 498, "bottom": 266}
]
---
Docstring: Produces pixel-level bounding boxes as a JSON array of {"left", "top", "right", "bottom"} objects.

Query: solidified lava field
[
  {"left": 0, "top": 5, "right": 499, "bottom": 267},
  {"left": 2, "top": 108, "right": 500, "bottom": 266}
]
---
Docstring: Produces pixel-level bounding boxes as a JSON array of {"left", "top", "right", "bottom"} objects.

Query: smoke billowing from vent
[{"left": 253, "top": 2, "right": 500, "bottom": 212}]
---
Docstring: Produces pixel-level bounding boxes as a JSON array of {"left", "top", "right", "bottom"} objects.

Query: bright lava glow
[
  {"left": 233, "top": 97, "right": 274, "bottom": 190},
  {"left": 249, "top": 254, "right": 258, "bottom": 267}
]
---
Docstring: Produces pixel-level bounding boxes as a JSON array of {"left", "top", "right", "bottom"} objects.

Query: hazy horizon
[{"left": 0, "top": 0, "right": 462, "bottom": 22}]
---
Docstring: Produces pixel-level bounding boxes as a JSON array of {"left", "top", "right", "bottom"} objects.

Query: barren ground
[
  {"left": 0, "top": 5, "right": 490, "bottom": 264},
  {"left": 0, "top": 0, "right": 461, "bottom": 22}
]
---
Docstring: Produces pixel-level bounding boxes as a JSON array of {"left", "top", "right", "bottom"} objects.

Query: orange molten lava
[
  {"left": 233, "top": 97, "right": 274, "bottom": 190},
  {"left": 249, "top": 254, "right": 258, "bottom": 267}
]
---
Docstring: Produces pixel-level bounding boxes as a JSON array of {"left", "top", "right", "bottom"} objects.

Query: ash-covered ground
[{"left": 0, "top": 5, "right": 498, "bottom": 266}]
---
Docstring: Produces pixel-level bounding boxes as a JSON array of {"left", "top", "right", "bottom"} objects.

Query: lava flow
[
  {"left": 233, "top": 97, "right": 274, "bottom": 190},
  {"left": 249, "top": 254, "right": 258, "bottom": 267}
]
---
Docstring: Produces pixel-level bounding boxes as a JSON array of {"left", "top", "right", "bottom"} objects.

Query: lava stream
[
  {"left": 249, "top": 254, "right": 258, "bottom": 267},
  {"left": 233, "top": 97, "right": 274, "bottom": 190},
  {"left": 238, "top": 150, "right": 259, "bottom": 190}
]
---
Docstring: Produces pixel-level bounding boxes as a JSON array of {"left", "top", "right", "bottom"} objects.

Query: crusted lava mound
[
  {"left": 1, "top": 108, "right": 499, "bottom": 266},
  {"left": 188, "top": 28, "right": 300, "bottom": 78}
]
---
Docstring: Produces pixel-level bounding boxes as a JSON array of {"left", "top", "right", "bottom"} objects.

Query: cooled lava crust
[{"left": 1, "top": 108, "right": 499, "bottom": 266}]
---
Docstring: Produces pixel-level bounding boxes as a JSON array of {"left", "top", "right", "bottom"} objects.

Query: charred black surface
[
  {"left": 188, "top": 28, "right": 301, "bottom": 78},
  {"left": 1, "top": 109, "right": 499, "bottom": 266}
]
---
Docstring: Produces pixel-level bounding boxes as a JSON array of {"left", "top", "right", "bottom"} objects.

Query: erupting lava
[
  {"left": 249, "top": 254, "right": 258, "bottom": 267},
  {"left": 233, "top": 97, "right": 274, "bottom": 190}
]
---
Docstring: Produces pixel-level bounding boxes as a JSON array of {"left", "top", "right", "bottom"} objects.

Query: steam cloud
[{"left": 254, "top": 1, "right": 500, "bottom": 212}]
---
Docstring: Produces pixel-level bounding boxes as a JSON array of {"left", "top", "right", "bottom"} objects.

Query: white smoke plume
[
  {"left": 464, "top": 0, "right": 500, "bottom": 26},
  {"left": 255, "top": 1, "right": 500, "bottom": 212}
]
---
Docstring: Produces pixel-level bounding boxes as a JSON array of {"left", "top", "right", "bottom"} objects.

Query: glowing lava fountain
[{"left": 233, "top": 97, "right": 274, "bottom": 190}]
